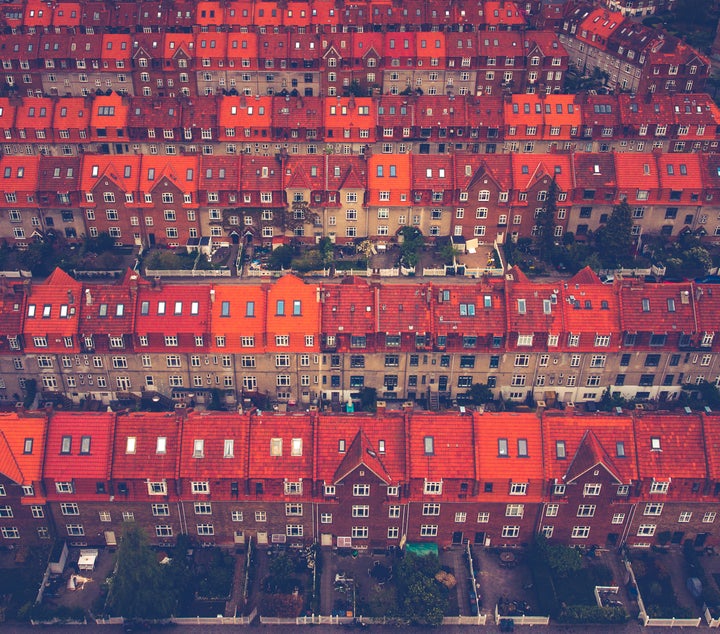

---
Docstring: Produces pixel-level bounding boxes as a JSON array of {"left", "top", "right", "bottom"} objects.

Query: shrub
[{"left": 558, "top": 605, "right": 628, "bottom": 624}]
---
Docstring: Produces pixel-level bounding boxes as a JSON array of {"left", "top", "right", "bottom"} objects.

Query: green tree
[
  {"left": 594, "top": 201, "right": 633, "bottom": 268},
  {"left": 317, "top": 237, "right": 334, "bottom": 266},
  {"left": 535, "top": 179, "right": 558, "bottom": 263},
  {"left": 464, "top": 382, "right": 494, "bottom": 406},
  {"left": 267, "top": 244, "right": 294, "bottom": 270},
  {"left": 395, "top": 554, "right": 447, "bottom": 626},
  {"left": 399, "top": 226, "right": 424, "bottom": 269},
  {"left": 534, "top": 535, "right": 583, "bottom": 577},
  {"left": 439, "top": 242, "right": 460, "bottom": 266},
  {"left": 107, "top": 525, "right": 176, "bottom": 619}
]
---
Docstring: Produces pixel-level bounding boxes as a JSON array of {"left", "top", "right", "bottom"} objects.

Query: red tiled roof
[
  {"left": 476, "top": 412, "right": 544, "bottom": 498},
  {"left": 316, "top": 412, "right": 406, "bottom": 486},
  {"left": 542, "top": 413, "right": 637, "bottom": 483},
  {"left": 178, "top": 411, "right": 249, "bottom": 480},
  {"left": 0, "top": 412, "right": 46, "bottom": 485},
  {"left": 408, "top": 412, "right": 477, "bottom": 482},
  {"left": 619, "top": 280, "right": 697, "bottom": 336},
  {"left": 633, "top": 413, "right": 708, "bottom": 481},
  {"left": 209, "top": 282, "right": 265, "bottom": 352},
  {"left": 23, "top": 268, "right": 82, "bottom": 351},
  {"left": 376, "top": 284, "right": 433, "bottom": 335},
  {"left": 247, "top": 413, "right": 314, "bottom": 481},
  {"left": 433, "top": 279, "right": 506, "bottom": 338},
  {"left": 43, "top": 411, "right": 116, "bottom": 481},
  {"left": 79, "top": 269, "right": 147, "bottom": 338},
  {"left": 112, "top": 412, "right": 181, "bottom": 481}
]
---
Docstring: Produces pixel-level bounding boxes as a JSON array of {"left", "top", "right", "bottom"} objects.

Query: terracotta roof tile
[
  {"left": 0, "top": 412, "right": 46, "bottom": 485},
  {"left": 43, "top": 411, "right": 115, "bottom": 481},
  {"left": 112, "top": 412, "right": 181, "bottom": 481},
  {"left": 247, "top": 413, "right": 314, "bottom": 481}
]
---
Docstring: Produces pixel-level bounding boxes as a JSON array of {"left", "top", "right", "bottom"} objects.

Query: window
[
  {"left": 420, "top": 525, "right": 438, "bottom": 537},
  {"left": 644, "top": 502, "right": 664, "bottom": 516},
  {"left": 55, "top": 482, "right": 73, "bottom": 493},
  {"left": 502, "top": 526, "right": 520, "bottom": 538},
  {"left": 546, "top": 504, "right": 559, "bottom": 517},
  {"left": 66, "top": 524, "right": 84, "bottom": 537},
  {"left": 577, "top": 504, "right": 596, "bottom": 517},
  {"left": 424, "top": 481, "right": 443, "bottom": 495},
  {"left": 704, "top": 512, "right": 717, "bottom": 524},
  {"left": 506, "top": 504, "right": 524, "bottom": 518},
  {"left": 284, "top": 481, "right": 302, "bottom": 495},
  {"left": 650, "top": 480, "right": 669, "bottom": 494},
  {"left": 191, "top": 481, "right": 210, "bottom": 494},
  {"left": 197, "top": 524, "right": 214, "bottom": 536},
  {"left": 510, "top": 482, "right": 527, "bottom": 495},
  {"left": 571, "top": 526, "right": 590, "bottom": 539},
  {"left": 352, "top": 505, "right": 370, "bottom": 518},
  {"left": 152, "top": 504, "right": 170, "bottom": 516},
  {"left": 637, "top": 525, "right": 656, "bottom": 537},
  {"left": 194, "top": 502, "right": 212, "bottom": 515}
]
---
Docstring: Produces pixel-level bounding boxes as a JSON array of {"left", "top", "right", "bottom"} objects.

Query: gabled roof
[
  {"left": 80, "top": 155, "right": 141, "bottom": 195},
  {"left": 633, "top": 413, "right": 708, "bottom": 482},
  {"left": 565, "top": 430, "right": 622, "bottom": 484},
  {"left": 23, "top": 268, "right": 82, "bottom": 346},
  {"left": 247, "top": 413, "right": 313, "bottom": 481},
  {"left": 43, "top": 412, "right": 115, "bottom": 481},
  {"left": 209, "top": 282, "right": 266, "bottom": 352},
  {"left": 571, "top": 153, "right": 617, "bottom": 190},
  {"left": 316, "top": 413, "right": 406, "bottom": 484},
  {"left": 0, "top": 412, "right": 46, "bottom": 486},
  {"left": 179, "top": 411, "right": 249, "bottom": 479},
  {"left": 79, "top": 270, "right": 146, "bottom": 338},
  {"left": 376, "top": 283, "right": 433, "bottom": 335},
  {"left": 112, "top": 412, "right": 181, "bottom": 481},
  {"left": 505, "top": 270, "right": 564, "bottom": 335},
  {"left": 321, "top": 277, "right": 375, "bottom": 336},
  {"left": 542, "top": 412, "right": 637, "bottom": 483},
  {"left": 408, "top": 412, "right": 477, "bottom": 482},
  {"left": 476, "top": 412, "right": 544, "bottom": 495},
  {"left": 52, "top": 98, "right": 90, "bottom": 137},
  {"left": 333, "top": 429, "right": 392, "bottom": 485},
  {"left": 619, "top": 280, "right": 697, "bottom": 336},
  {"left": 433, "top": 279, "right": 506, "bottom": 338}
]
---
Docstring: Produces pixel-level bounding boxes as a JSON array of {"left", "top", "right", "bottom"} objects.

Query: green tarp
[{"left": 405, "top": 542, "right": 439, "bottom": 557}]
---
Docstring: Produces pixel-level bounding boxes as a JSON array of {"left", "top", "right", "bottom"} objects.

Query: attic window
[
  {"left": 141, "top": 301, "right": 149, "bottom": 315},
  {"left": 556, "top": 440, "right": 566, "bottom": 459},
  {"left": 642, "top": 298, "right": 650, "bottom": 312},
  {"left": 61, "top": 436, "right": 72, "bottom": 454},
  {"left": 42, "top": 304, "right": 51, "bottom": 318},
  {"left": 174, "top": 301, "right": 182, "bottom": 315},
  {"left": 378, "top": 440, "right": 386, "bottom": 453},
  {"left": 126, "top": 436, "right": 136, "bottom": 454},
  {"left": 116, "top": 304, "right": 124, "bottom": 317},
  {"left": 601, "top": 300, "right": 609, "bottom": 310},
  {"left": 424, "top": 436, "right": 434, "bottom": 455},
  {"left": 667, "top": 298, "right": 676, "bottom": 312},
  {"left": 193, "top": 439, "right": 204, "bottom": 458},
  {"left": 158, "top": 301, "right": 166, "bottom": 315},
  {"left": 484, "top": 295, "right": 492, "bottom": 308},
  {"left": 291, "top": 438, "right": 303, "bottom": 456},
  {"left": 338, "top": 439, "right": 346, "bottom": 453},
  {"left": 517, "top": 299, "right": 526, "bottom": 314},
  {"left": 498, "top": 438, "right": 508, "bottom": 457},
  {"left": 156, "top": 437, "right": 166, "bottom": 454},
  {"left": 270, "top": 438, "right": 282, "bottom": 456},
  {"left": 224, "top": 439, "right": 234, "bottom": 458},
  {"left": 27, "top": 304, "right": 36, "bottom": 318},
  {"left": 650, "top": 437, "right": 661, "bottom": 451},
  {"left": 80, "top": 436, "right": 91, "bottom": 454},
  {"left": 99, "top": 304, "right": 108, "bottom": 317},
  {"left": 517, "top": 438, "right": 528, "bottom": 457},
  {"left": 23, "top": 438, "right": 32, "bottom": 454},
  {"left": 616, "top": 441, "right": 625, "bottom": 457}
]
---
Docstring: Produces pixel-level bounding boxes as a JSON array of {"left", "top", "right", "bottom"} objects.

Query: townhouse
[
  {"left": 1, "top": 407, "right": 720, "bottom": 552},
  {"left": 3, "top": 267, "right": 720, "bottom": 410}
]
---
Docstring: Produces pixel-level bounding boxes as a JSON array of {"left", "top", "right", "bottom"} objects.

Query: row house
[
  {"left": 3, "top": 91, "right": 720, "bottom": 159},
  {"left": 559, "top": 5, "right": 709, "bottom": 95},
  {"left": 4, "top": 267, "right": 720, "bottom": 408},
  {"left": 2, "top": 148, "right": 720, "bottom": 248},
  {"left": 0, "top": 411, "right": 49, "bottom": 545},
  {"left": 5, "top": 407, "right": 720, "bottom": 550}
]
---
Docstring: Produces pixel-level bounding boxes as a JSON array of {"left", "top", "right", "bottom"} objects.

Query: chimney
[{"left": 376, "top": 400, "right": 386, "bottom": 415}]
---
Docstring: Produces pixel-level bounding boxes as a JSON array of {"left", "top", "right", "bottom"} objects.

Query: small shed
[
  {"left": 49, "top": 540, "right": 69, "bottom": 575},
  {"left": 78, "top": 549, "right": 98, "bottom": 571}
]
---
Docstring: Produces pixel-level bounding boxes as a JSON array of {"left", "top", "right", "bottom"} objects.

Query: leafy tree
[
  {"left": 317, "top": 237, "right": 334, "bottom": 266},
  {"left": 107, "top": 525, "right": 176, "bottom": 619},
  {"left": 398, "top": 226, "right": 424, "bottom": 269},
  {"left": 535, "top": 179, "right": 558, "bottom": 263},
  {"left": 84, "top": 231, "right": 115, "bottom": 255},
  {"left": 395, "top": 554, "right": 447, "bottom": 626},
  {"left": 439, "top": 242, "right": 460, "bottom": 266},
  {"left": 358, "top": 387, "right": 377, "bottom": 413},
  {"left": 267, "top": 244, "right": 294, "bottom": 270},
  {"left": 533, "top": 535, "right": 583, "bottom": 577},
  {"left": 594, "top": 201, "right": 633, "bottom": 268},
  {"left": 463, "top": 382, "right": 494, "bottom": 406}
]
